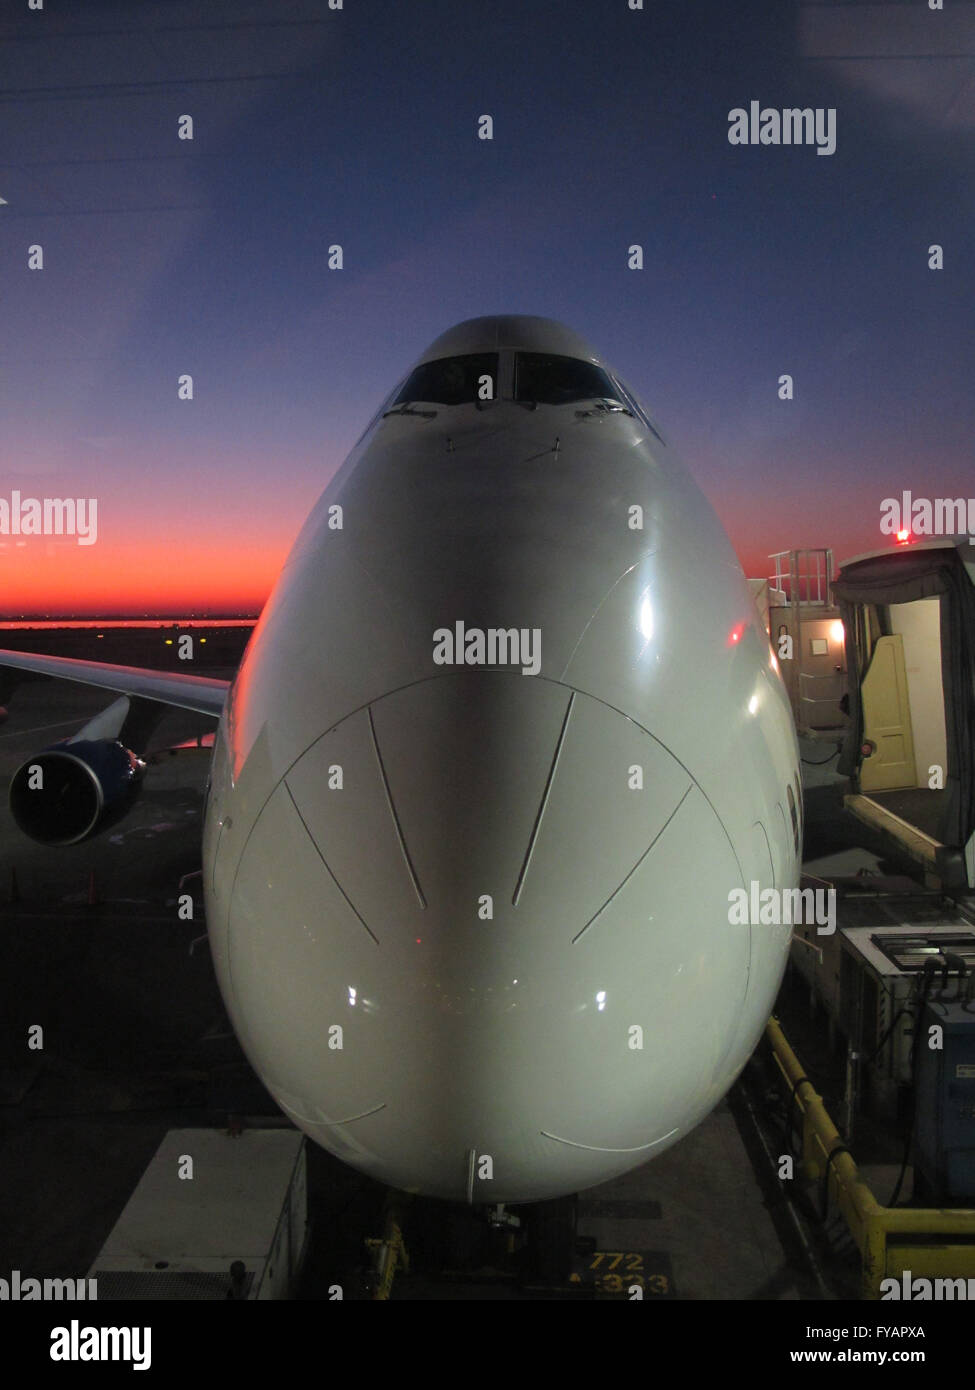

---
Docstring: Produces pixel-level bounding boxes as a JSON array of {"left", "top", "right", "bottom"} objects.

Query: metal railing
[
  {"left": 766, "top": 1016, "right": 975, "bottom": 1298},
  {"left": 769, "top": 549, "right": 834, "bottom": 606}
]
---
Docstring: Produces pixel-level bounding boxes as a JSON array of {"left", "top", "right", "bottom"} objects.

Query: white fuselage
[{"left": 200, "top": 319, "right": 801, "bottom": 1203}]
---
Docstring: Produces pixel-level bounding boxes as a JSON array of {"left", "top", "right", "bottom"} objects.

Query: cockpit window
[
  {"left": 392, "top": 353, "right": 498, "bottom": 406},
  {"left": 514, "top": 352, "right": 622, "bottom": 406}
]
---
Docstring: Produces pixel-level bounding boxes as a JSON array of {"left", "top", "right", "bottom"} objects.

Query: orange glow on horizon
[{"left": 0, "top": 533, "right": 287, "bottom": 617}]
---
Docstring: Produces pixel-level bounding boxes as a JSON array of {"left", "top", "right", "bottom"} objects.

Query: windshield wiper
[
  {"left": 382, "top": 402, "right": 438, "bottom": 419},
  {"left": 574, "top": 398, "right": 633, "bottom": 417}
]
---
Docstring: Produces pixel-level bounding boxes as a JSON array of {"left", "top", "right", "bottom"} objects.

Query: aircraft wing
[{"left": 0, "top": 649, "right": 230, "bottom": 718}]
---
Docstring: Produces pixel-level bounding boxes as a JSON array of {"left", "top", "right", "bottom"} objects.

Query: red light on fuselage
[
  {"left": 896, "top": 529, "right": 910, "bottom": 543},
  {"left": 727, "top": 621, "right": 746, "bottom": 647}
]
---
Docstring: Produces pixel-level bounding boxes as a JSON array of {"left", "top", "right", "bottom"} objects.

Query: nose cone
[{"left": 227, "top": 673, "right": 748, "bottom": 1201}]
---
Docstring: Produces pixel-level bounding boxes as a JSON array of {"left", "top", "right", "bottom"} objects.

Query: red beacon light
[{"left": 895, "top": 529, "right": 910, "bottom": 544}]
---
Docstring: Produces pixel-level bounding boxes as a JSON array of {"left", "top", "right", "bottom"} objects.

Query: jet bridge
[{"left": 833, "top": 537, "right": 975, "bottom": 890}]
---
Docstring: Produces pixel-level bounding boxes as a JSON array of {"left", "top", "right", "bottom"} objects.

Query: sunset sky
[{"left": 1, "top": 0, "right": 973, "bottom": 617}]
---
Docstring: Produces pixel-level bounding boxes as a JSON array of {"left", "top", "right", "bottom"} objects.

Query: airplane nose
[{"left": 227, "top": 671, "right": 749, "bottom": 1201}]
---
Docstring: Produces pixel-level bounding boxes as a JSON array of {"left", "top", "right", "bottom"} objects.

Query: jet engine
[{"left": 8, "top": 738, "right": 145, "bottom": 846}]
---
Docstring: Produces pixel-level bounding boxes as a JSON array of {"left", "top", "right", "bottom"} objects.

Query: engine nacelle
[{"left": 9, "top": 739, "right": 145, "bottom": 846}]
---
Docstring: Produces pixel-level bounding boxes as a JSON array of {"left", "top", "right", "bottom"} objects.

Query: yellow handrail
[{"left": 766, "top": 1016, "right": 975, "bottom": 1297}]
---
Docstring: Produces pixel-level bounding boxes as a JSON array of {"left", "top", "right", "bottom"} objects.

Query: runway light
[{"left": 829, "top": 620, "right": 844, "bottom": 645}]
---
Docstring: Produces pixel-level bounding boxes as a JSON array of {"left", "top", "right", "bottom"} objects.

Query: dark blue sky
[{"left": 1, "top": 0, "right": 973, "bottom": 612}]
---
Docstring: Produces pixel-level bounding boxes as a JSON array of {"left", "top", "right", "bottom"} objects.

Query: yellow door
[{"left": 860, "top": 634, "right": 917, "bottom": 791}]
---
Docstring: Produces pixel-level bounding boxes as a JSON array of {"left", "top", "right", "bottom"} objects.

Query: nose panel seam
[
  {"left": 282, "top": 779, "right": 381, "bottom": 945},
  {"left": 281, "top": 1097, "right": 387, "bottom": 1127},
  {"left": 571, "top": 782, "right": 692, "bottom": 944},
  {"left": 540, "top": 1126, "right": 679, "bottom": 1154},
  {"left": 367, "top": 702, "right": 426, "bottom": 908},
  {"left": 512, "top": 689, "right": 575, "bottom": 906}
]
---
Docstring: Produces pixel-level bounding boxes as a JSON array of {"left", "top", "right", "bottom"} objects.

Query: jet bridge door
[
  {"left": 859, "top": 634, "right": 917, "bottom": 791},
  {"left": 833, "top": 544, "right": 975, "bottom": 887}
]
